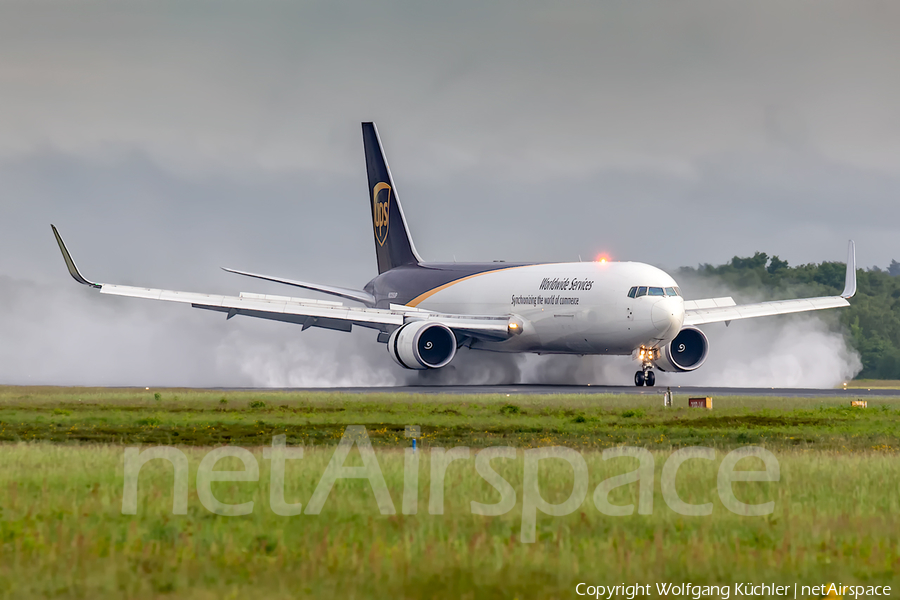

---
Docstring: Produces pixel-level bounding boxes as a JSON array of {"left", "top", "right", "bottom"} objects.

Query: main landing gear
[
  {"left": 634, "top": 369, "right": 655, "bottom": 387},
  {"left": 634, "top": 346, "right": 658, "bottom": 387}
]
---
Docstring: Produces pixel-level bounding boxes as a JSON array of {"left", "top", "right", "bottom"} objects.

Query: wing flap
[
  {"left": 94, "top": 279, "right": 510, "bottom": 336},
  {"left": 99, "top": 282, "right": 511, "bottom": 335},
  {"left": 683, "top": 297, "right": 736, "bottom": 310},
  {"left": 684, "top": 296, "right": 849, "bottom": 326},
  {"left": 100, "top": 283, "right": 405, "bottom": 326}
]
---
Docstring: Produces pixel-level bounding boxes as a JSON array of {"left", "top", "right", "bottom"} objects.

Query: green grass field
[
  {"left": 2, "top": 386, "right": 899, "bottom": 451},
  {"left": 1, "top": 386, "right": 899, "bottom": 599}
]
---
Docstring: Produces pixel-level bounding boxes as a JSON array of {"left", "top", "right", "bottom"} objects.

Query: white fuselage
[{"left": 412, "top": 261, "right": 684, "bottom": 355}]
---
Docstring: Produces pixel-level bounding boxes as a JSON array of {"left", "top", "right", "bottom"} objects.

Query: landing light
[{"left": 508, "top": 319, "right": 524, "bottom": 336}]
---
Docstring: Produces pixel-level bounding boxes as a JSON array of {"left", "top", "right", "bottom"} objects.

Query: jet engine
[
  {"left": 387, "top": 321, "right": 458, "bottom": 369},
  {"left": 656, "top": 327, "right": 709, "bottom": 372}
]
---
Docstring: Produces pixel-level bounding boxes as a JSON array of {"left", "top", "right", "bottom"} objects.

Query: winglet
[
  {"left": 841, "top": 239, "right": 856, "bottom": 299},
  {"left": 50, "top": 225, "right": 101, "bottom": 288}
]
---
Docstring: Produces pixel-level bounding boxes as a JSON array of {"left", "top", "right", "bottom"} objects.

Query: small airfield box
[
  {"left": 689, "top": 397, "right": 713, "bottom": 409},
  {"left": 851, "top": 400, "right": 868, "bottom": 408}
]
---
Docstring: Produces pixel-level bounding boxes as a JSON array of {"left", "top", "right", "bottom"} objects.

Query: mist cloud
[{"left": 675, "top": 317, "right": 862, "bottom": 388}]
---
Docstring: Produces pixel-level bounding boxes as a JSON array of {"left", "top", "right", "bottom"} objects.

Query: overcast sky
[{"left": 0, "top": 1, "right": 896, "bottom": 385}]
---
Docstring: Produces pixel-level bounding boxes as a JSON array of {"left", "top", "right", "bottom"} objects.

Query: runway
[{"left": 237, "top": 385, "right": 900, "bottom": 398}]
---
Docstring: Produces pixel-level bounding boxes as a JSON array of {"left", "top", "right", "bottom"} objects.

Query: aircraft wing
[
  {"left": 51, "top": 225, "right": 514, "bottom": 340},
  {"left": 683, "top": 240, "right": 856, "bottom": 327}
]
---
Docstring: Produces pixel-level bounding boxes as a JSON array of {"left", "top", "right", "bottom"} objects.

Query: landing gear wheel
[
  {"left": 634, "top": 371, "right": 645, "bottom": 387},
  {"left": 645, "top": 371, "right": 656, "bottom": 387}
]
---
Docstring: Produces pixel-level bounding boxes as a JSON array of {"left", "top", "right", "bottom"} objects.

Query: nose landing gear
[
  {"left": 634, "top": 347, "right": 658, "bottom": 387},
  {"left": 634, "top": 368, "right": 656, "bottom": 387}
]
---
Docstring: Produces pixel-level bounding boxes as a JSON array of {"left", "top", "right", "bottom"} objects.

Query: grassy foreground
[
  {"left": 1, "top": 386, "right": 899, "bottom": 598},
  {"left": 1, "top": 444, "right": 899, "bottom": 599},
  {"left": 2, "top": 386, "right": 900, "bottom": 450}
]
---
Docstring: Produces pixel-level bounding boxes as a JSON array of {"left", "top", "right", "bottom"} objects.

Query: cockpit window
[{"left": 632, "top": 285, "right": 681, "bottom": 298}]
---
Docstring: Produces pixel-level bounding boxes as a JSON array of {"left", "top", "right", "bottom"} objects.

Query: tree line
[{"left": 678, "top": 254, "right": 900, "bottom": 379}]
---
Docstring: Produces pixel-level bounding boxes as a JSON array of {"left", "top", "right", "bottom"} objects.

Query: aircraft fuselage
[{"left": 366, "top": 261, "right": 683, "bottom": 355}]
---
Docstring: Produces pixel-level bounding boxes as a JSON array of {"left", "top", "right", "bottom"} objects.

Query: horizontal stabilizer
[{"left": 221, "top": 267, "right": 376, "bottom": 305}]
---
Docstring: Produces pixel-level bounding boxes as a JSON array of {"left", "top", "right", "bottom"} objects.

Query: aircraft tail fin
[{"left": 362, "top": 122, "right": 422, "bottom": 274}]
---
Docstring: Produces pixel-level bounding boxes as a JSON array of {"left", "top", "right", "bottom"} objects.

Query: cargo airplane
[{"left": 51, "top": 123, "right": 857, "bottom": 386}]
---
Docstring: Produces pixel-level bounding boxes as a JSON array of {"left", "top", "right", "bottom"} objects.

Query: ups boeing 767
[{"left": 51, "top": 122, "right": 857, "bottom": 386}]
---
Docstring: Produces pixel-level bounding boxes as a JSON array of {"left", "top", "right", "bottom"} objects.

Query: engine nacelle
[
  {"left": 387, "top": 321, "right": 457, "bottom": 370},
  {"left": 656, "top": 327, "right": 709, "bottom": 372}
]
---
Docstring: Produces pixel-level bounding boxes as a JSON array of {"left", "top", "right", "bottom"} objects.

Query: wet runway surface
[{"left": 223, "top": 385, "right": 900, "bottom": 397}]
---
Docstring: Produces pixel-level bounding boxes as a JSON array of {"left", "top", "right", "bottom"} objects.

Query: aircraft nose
[{"left": 652, "top": 298, "right": 684, "bottom": 336}]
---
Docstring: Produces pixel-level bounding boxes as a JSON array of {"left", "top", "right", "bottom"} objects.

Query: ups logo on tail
[{"left": 373, "top": 182, "right": 391, "bottom": 246}]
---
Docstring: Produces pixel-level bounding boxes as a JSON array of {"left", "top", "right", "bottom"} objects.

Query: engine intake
[
  {"left": 656, "top": 327, "right": 709, "bottom": 372},
  {"left": 387, "top": 322, "right": 457, "bottom": 369}
]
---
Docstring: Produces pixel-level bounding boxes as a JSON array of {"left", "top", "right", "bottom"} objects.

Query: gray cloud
[{"left": 0, "top": 1, "right": 895, "bottom": 386}]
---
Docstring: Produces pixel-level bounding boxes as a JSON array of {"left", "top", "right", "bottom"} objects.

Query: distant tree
[
  {"left": 731, "top": 252, "right": 768, "bottom": 270},
  {"left": 889, "top": 259, "right": 900, "bottom": 277},
  {"left": 767, "top": 255, "right": 789, "bottom": 274},
  {"left": 814, "top": 261, "right": 847, "bottom": 290}
]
